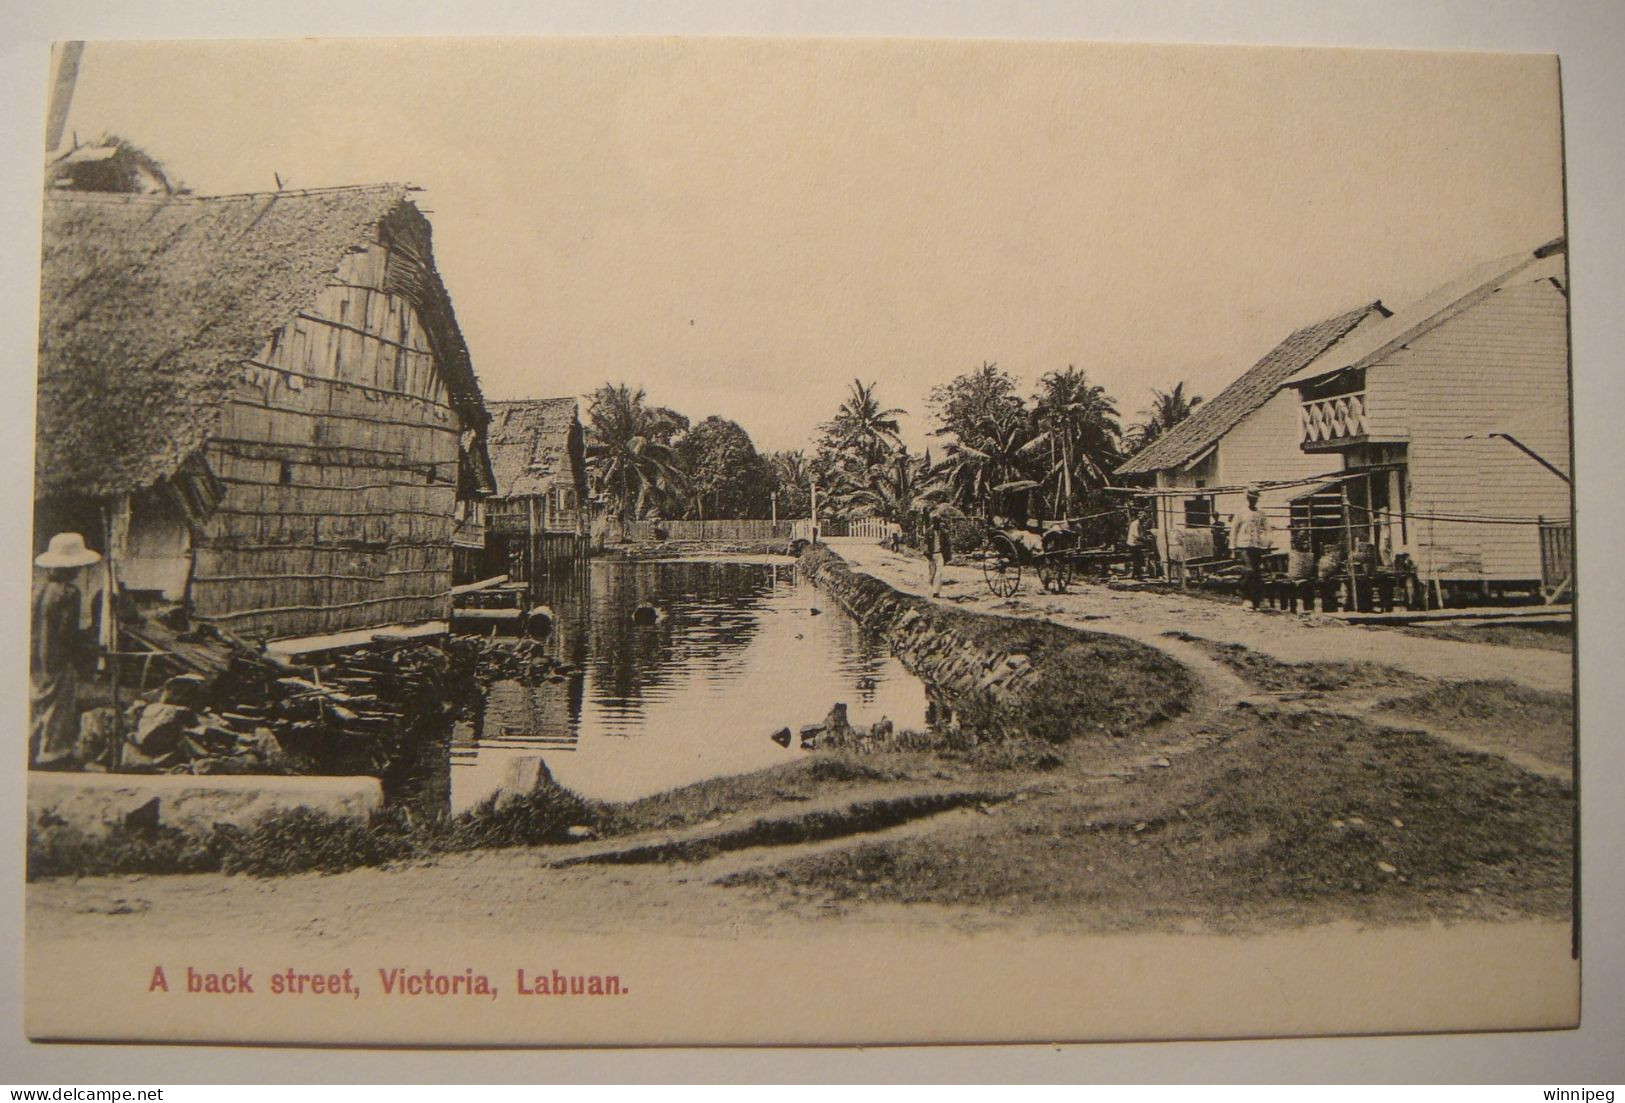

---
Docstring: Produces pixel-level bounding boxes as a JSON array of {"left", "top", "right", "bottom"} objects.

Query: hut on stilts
[
  {"left": 483, "top": 398, "right": 591, "bottom": 601},
  {"left": 34, "top": 184, "right": 496, "bottom": 660}
]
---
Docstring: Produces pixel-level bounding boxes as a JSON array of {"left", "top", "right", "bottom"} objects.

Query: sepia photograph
[{"left": 17, "top": 32, "right": 1588, "bottom": 1049}]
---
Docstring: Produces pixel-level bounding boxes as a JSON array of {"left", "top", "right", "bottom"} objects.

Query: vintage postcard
[{"left": 22, "top": 36, "right": 1577, "bottom": 1046}]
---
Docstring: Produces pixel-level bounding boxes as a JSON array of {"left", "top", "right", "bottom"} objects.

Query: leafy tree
[
  {"left": 47, "top": 134, "right": 183, "bottom": 194},
  {"left": 925, "top": 362, "right": 1042, "bottom": 519},
  {"left": 932, "top": 408, "right": 1046, "bottom": 521},
  {"left": 831, "top": 447, "right": 936, "bottom": 530},
  {"left": 674, "top": 416, "right": 774, "bottom": 519},
  {"left": 926, "top": 361, "right": 1024, "bottom": 448},
  {"left": 584, "top": 383, "right": 690, "bottom": 521}
]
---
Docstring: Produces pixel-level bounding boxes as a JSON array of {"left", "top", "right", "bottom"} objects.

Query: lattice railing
[{"left": 1300, "top": 391, "right": 1367, "bottom": 444}]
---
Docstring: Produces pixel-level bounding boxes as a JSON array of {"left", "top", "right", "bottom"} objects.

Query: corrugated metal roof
[{"left": 1116, "top": 301, "right": 1387, "bottom": 476}]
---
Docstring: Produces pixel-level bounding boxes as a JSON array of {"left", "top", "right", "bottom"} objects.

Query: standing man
[
  {"left": 925, "top": 508, "right": 953, "bottom": 598},
  {"left": 1232, "top": 484, "right": 1273, "bottom": 611},
  {"left": 1124, "top": 509, "right": 1143, "bottom": 578},
  {"left": 31, "top": 532, "right": 101, "bottom": 769}
]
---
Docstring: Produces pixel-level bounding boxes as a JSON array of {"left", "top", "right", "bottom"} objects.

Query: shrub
[
  {"left": 440, "top": 780, "right": 598, "bottom": 850},
  {"left": 28, "top": 820, "right": 218, "bottom": 880},
  {"left": 214, "top": 807, "right": 417, "bottom": 877}
]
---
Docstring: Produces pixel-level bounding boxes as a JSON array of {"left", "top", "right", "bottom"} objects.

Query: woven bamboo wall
[{"left": 189, "top": 241, "right": 466, "bottom": 641}]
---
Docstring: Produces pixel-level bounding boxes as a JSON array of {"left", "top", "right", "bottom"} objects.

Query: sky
[{"left": 56, "top": 37, "right": 1564, "bottom": 455}]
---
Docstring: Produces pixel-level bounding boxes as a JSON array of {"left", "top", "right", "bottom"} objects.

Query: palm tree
[
  {"left": 772, "top": 449, "right": 810, "bottom": 491},
  {"left": 932, "top": 410, "right": 1047, "bottom": 521},
  {"left": 584, "top": 383, "right": 690, "bottom": 521},
  {"left": 820, "top": 379, "right": 906, "bottom": 469},
  {"left": 1030, "top": 367, "right": 1123, "bottom": 516},
  {"left": 1129, "top": 382, "right": 1203, "bottom": 451},
  {"left": 832, "top": 447, "right": 935, "bottom": 526},
  {"left": 769, "top": 450, "right": 814, "bottom": 518}
]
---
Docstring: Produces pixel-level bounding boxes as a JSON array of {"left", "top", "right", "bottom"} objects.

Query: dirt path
[
  {"left": 26, "top": 804, "right": 1023, "bottom": 947},
  {"left": 834, "top": 542, "right": 1573, "bottom": 694},
  {"left": 832, "top": 542, "right": 1574, "bottom": 779}
]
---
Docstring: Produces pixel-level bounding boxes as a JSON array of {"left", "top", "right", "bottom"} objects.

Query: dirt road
[
  {"left": 833, "top": 542, "right": 1573, "bottom": 694},
  {"left": 833, "top": 542, "right": 1574, "bottom": 780}
]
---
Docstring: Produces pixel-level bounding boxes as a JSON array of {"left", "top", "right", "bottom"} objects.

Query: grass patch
[
  {"left": 27, "top": 819, "right": 219, "bottom": 879},
  {"left": 593, "top": 753, "right": 917, "bottom": 838},
  {"left": 564, "top": 791, "right": 998, "bottom": 867},
  {"left": 1398, "top": 622, "right": 1572, "bottom": 654},
  {"left": 726, "top": 709, "right": 1575, "bottom": 929},
  {"left": 1377, "top": 680, "right": 1573, "bottom": 770},
  {"left": 1166, "top": 633, "right": 1423, "bottom": 694},
  {"left": 28, "top": 778, "right": 599, "bottom": 881}
]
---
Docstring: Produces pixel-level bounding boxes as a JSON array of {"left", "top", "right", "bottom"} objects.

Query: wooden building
[
  {"left": 35, "top": 184, "right": 496, "bottom": 644},
  {"left": 484, "top": 398, "right": 590, "bottom": 591},
  {"left": 1281, "top": 238, "right": 1571, "bottom": 600},
  {"left": 1115, "top": 302, "right": 1389, "bottom": 566}
]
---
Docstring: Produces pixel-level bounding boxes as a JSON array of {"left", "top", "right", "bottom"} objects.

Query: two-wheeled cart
[{"left": 978, "top": 523, "right": 1133, "bottom": 597}]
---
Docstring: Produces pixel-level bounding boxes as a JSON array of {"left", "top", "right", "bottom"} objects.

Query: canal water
[{"left": 437, "top": 558, "right": 931, "bottom": 811}]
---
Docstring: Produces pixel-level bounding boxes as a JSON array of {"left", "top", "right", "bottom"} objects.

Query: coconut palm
[
  {"left": 772, "top": 449, "right": 810, "bottom": 492},
  {"left": 932, "top": 410, "right": 1047, "bottom": 521},
  {"left": 1129, "top": 382, "right": 1203, "bottom": 451},
  {"left": 1030, "top": 366, "right": 1124, "bottom": 516},
  {"left": 832, "top": 447, "right": 937, "bottom": 526},
  {"left": 767, "top": 450, "right": 813, "bottom": 518},
  {"left": 584, "top": 383, "right": 690, "bottom": 521},
  {"left": 820, "top": 379, "right": 907, "bottom": 469}
]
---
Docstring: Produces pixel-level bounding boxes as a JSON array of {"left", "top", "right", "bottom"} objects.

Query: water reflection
[{"left": 444, "top": 559, "right": 931, "bottom": 809}]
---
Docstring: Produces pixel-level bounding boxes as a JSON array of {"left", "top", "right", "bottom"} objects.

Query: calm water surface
[{"left": 441, "top": 558, "right": 930, "bottom": 810}]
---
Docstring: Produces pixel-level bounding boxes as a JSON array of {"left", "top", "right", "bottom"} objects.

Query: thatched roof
[
  {"left": 1116, "top": 301, "right": 1387, "bottom": 477},
  {"left": 486, "top": 398, "right": 585, "bottom": 499},
  {"left": 36, "top": 184, "right": 490, "bottom": 500}
]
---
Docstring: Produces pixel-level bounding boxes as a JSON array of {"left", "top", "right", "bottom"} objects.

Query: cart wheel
[
  {"left": 1039, "top": 558, "right": 1072, "bottom": 594},
  {"left": 983, "top": 536, "right": 1022, "bottom": 598}
]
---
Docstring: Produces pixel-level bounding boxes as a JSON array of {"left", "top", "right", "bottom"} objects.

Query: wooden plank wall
[
  {"left": 1218, "top": 388, "right": 1343, "bottom": 530},
  {"left": 1374, "top": 277, "right": 1570, "bottom": 584},
  {"left": 190, "top": 241, "right": 465, "bottom": 640}
]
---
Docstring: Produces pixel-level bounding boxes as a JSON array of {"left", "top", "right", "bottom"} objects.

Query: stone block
[{"left": 28, "top": 771, "right": 382, "bottom": 838}]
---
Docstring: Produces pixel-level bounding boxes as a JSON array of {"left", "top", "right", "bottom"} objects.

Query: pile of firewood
[
  {"left": 78, "top": 637, "right": 583, "bottom": 778},
  {"left": 78, "top": 641, "right": 471, "bottom": 777}
]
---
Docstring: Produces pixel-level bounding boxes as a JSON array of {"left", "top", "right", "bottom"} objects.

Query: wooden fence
[
  {"left": 612, "top": 517, "right": 902, "bottom": 545},
  {"left": 627, "top": 519, "right": 795, "bottom": 542},
  {"left": 846, "top": 518, "right": 902, "bottom": 542},
  {"left": 1538, "top": 517, "right": 1573, "bottom": 600}
]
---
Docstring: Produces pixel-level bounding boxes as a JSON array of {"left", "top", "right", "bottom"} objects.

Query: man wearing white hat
[
  {"left": 1232, "top": 484, "right": 1273, "bottom": 611},
  {"left": 31, "top": 533, "right": 101, "bottom": 769}
]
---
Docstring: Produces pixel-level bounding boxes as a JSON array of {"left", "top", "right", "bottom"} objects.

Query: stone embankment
[{"left": 798, "top": 547, "right": 1196, "bottom": 744}]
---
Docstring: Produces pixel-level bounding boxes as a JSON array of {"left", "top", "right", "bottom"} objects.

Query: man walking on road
[
  {"left": 1232, "top": 484, "right": 1273, "bottom": 610},
  {"left": 925, "top": 508, "right": 953, "bottom": 598}
]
